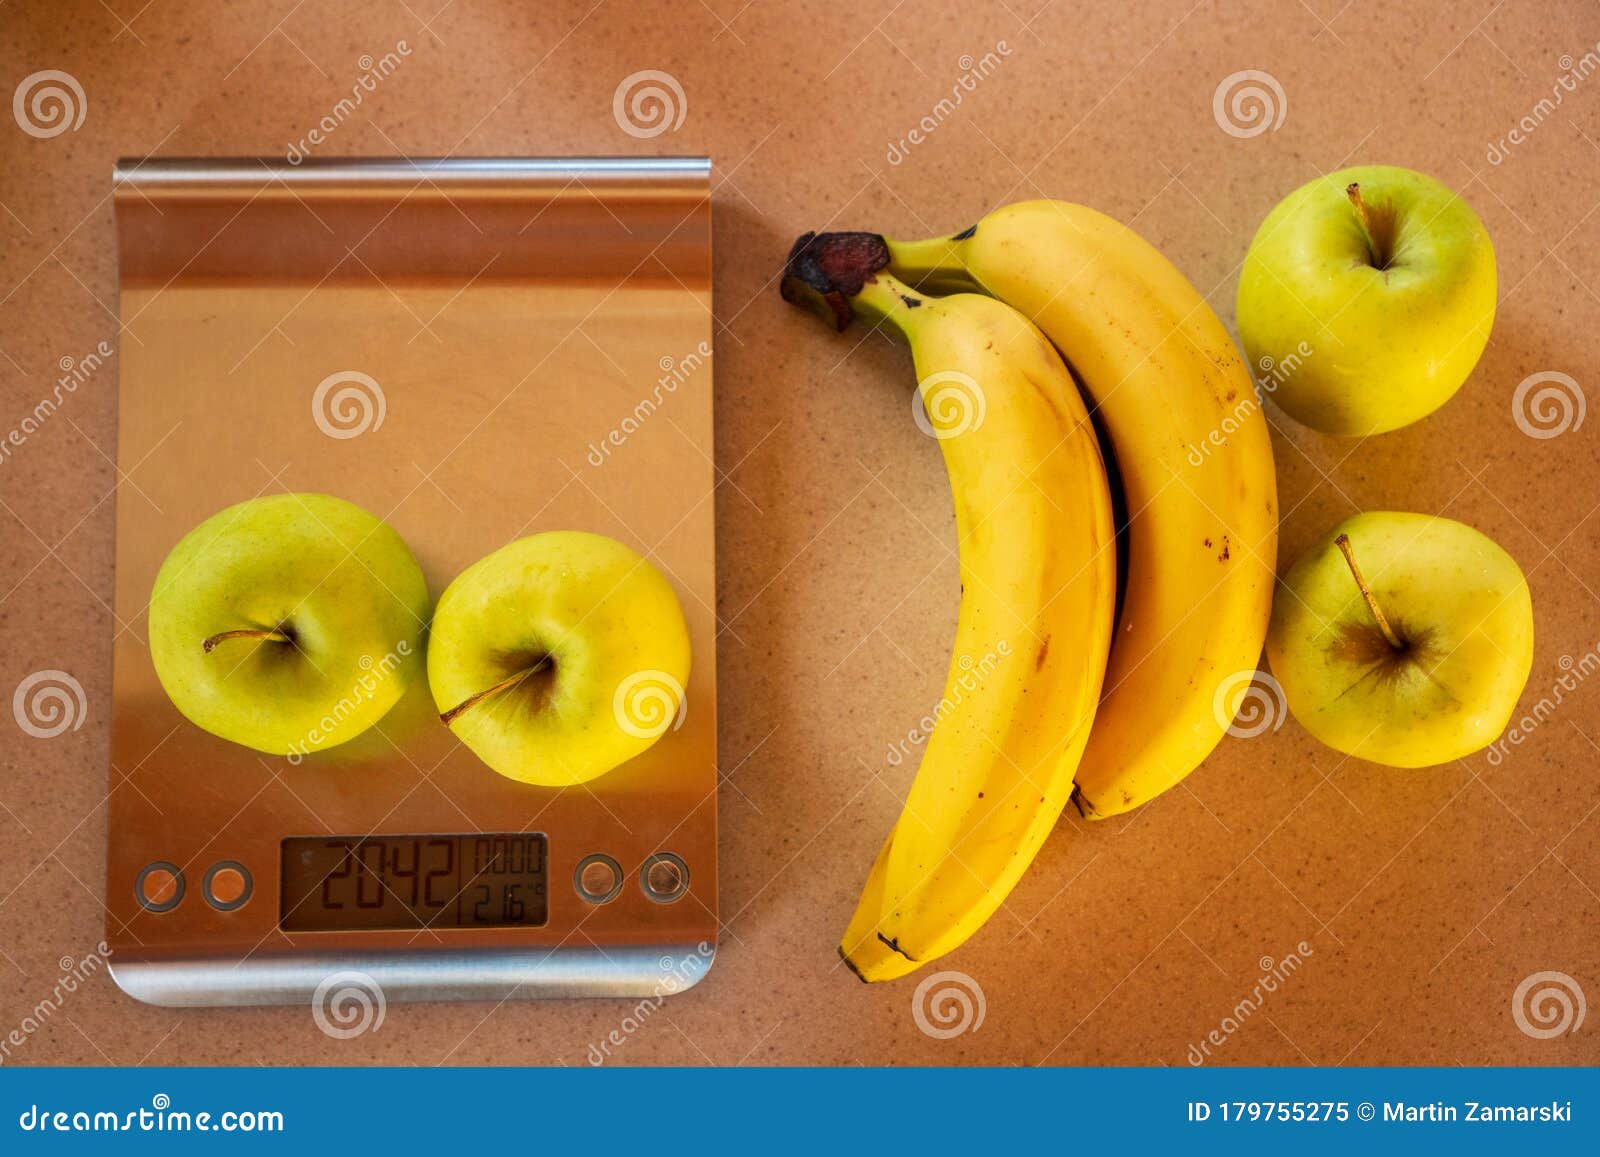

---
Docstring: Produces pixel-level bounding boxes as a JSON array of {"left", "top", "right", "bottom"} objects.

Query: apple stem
[
  {"left": 1345, "top": 183, "right": 1393, "bottom": 270},
  {"left": 1334, "top": 533, "right": 1406, "bottom": 651},
  {"left": 439, "top": 658, "right": 552, "bottom": 727},
  {"left": 202, "top": 627, "right": 293, "bottom": 654}
]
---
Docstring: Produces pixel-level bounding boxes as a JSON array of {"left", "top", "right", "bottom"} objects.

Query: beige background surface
[{"left": 1, "top": 0, "right": 1598, "bottom": 1066}]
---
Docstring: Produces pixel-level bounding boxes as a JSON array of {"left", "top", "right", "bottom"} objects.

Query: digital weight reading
[{"left": 280, "top": 833, "right": 548, "bottom": 932}]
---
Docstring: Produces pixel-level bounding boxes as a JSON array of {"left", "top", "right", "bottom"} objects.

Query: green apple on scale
[
  {"left": 1237, "top": 165, "right": 1497, "bottom": 436},
  {"left": 148, "top": 493, "right": 430, "bottom": 756},
  {"left": 427, "top": 530, "right": 691, "bottom": 787},
  {"left": 1267, "top": 511, "right": 1533, "bottom": 767}
]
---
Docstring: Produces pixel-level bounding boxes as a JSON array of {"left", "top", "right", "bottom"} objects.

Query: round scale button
[
  {"left": 202, "top": 861, "right": 252, "bottom": 911},
  {"left": 641, "top": 852, "right": 689, "bottom": 903},
  {"left": 135, "top": 861, "right": 184, "bottom": 913},
  {"left": 574, "top": 854, "right": 623, "bottom": 905}
]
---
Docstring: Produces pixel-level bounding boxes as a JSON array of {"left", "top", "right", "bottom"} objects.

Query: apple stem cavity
[
  {"left": 1345, "top": 183, "right": 1396, "bottom": 271},
  {"left": 202, "top": 627, "right": 294, "bottom": 654},
  {"left": 440, "top": 657, "right": 553, "bottom": 727},
  {"left": 1334, "top": 533, "right": 1406, "bottom": 651}
]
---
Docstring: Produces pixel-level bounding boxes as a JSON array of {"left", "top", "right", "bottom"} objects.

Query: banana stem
[
  {"left": 781, "top": 231, "right": 927, "bottom": 332},
  {"left": 849, "top": 271, "right": 926, "bottom": 331},
  {"left": 1334, "top": 533, "right": 1405, "bottom": 651},
  {"left": 883, "top": 233, "right": 982, "bottom": 294},
  {"left": 203, "top": 627, "right": 292, "bottom": 653}
]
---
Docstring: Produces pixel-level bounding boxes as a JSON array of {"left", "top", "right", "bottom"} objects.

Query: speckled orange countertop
[{"left": 1, "top": 0, "right": 1597, "bottom": 1066}]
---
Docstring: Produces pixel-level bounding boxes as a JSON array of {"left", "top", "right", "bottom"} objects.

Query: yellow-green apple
[
  {"left": 428, "top": 531, "right": 691, "bottom": 786},
  {"left": 1267, "top": 511, "right": 1533, "bottom": 767},
  {"left": 1237, "top": 165, "right": 1496, "bottom": 436},
  {"left": 149, "top": 493, "right": 430, "bottom": 756}
]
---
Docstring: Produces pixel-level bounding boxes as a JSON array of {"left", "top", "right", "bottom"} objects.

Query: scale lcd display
[{"left": 280, "top": 833, "right": 548, "bottom": 932}]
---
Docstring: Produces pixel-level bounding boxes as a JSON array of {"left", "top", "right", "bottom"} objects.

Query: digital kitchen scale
[{"left": 106, "top": 157, "right": 717, "bottom": 1005}]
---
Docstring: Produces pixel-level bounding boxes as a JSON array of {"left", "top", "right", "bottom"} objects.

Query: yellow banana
[
  {"left": 782, "top": 232, "right": 1117, "bottom": 980},
  {"left": 886, "top": 202, "right": 1278, "bottom": 819}
]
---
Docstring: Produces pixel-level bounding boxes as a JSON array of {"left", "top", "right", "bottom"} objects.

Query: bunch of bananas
[{"left": 781, "top": 202, "right": 1279, "bottom": 982}]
